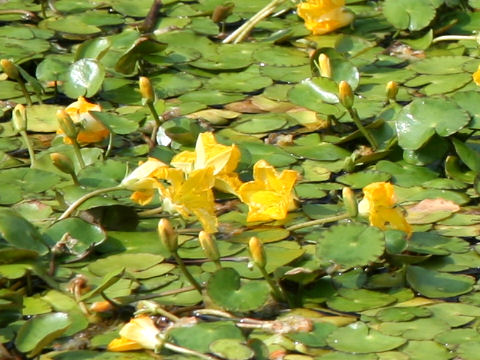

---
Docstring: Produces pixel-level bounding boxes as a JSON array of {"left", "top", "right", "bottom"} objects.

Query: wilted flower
[
  {"left": 121, "top": 157, "right": 167, "bottom": 205},
  {"left": 57, "top": 96, "right": 109, "bottom": 145},
  {"left": 238, "top": 160, "right": 299, "bottom": 223},
  {"left": 108, "top": 316, "right": 162, "bottom": 352},
  {"left": 358, "top": 182, "right": 411, "bottom": 236},
  {"left": 171, "top": 132, "right": 242, "bottom": 194},
  {"left": 297, "top": 0, "right": 354, "bottom": 35}
]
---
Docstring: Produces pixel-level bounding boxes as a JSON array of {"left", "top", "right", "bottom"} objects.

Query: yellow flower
[
  {"left": 156, "top": 167, "right": 218, "bottom": 233},
  {"left": 297, "top": 0, "right": 354, "bottom": 35},
  {"left": 121, "top": 157, "right": 168, "bottom": 206},
  {"left": 171, "top": 132, "right": 243, "bottom": 194},
  {"left": 358, "top": 182, "right": 412, "bottom": 236},
  {"left": 57, "top": 96, "right": 109, "bottom": 144},
  {"left": 108, "top": 315, "right": 161, "bottom": 352},
  {"left": 473, "top": 65, "right": 480, "bottom": 86},
  {"left": 238, "top": 160, "right": 299, "bottom": 223}
]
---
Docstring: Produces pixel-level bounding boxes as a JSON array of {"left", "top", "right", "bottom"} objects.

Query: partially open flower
[
  {"left": 238, "top": 160, "right": 299, "bottom": 223},
  {"left": 57, "top": 97, "right": 109, "bottom": 145},
  {"left": 358, "top": 182, "right": 411, "bottom": 236},
  {"left": 108, "top": 315, "right": 162, "bottom": 352},
  {"left": 297, "top": 0, "right": 354, "bottom": 36},
  {"left": 473, "top": 65, "right": 480, "bottom": 86},
  {"left": 121, "top": 157, "right": 168, "bottom": 205}
]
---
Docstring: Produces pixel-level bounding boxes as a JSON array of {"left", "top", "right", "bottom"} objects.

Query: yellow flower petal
[
  {"left": 58, "top": 96, "right": 109, "bottom": 144},
  {"left": 473, "top": 65, "right": 480, "bottom": 86},
  {"left": 361, "top": 182, "right": 412, "bottom": 236},
  {"left": 119, "top": 315, "right": 161, "bottom": 350},
  {"left": 297, "top": 0, "right": 353, "bottom": 35},
  {"left": 238, "top": 160, "right": 299, "bottom": 223},
  {"left": 170, "top": 150, "right": 196, "bottom": 173},
  {"left": 107, "top": 337, "right": 143, "bottom": 352}
]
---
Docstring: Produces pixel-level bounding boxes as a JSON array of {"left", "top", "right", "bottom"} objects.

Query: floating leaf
[
  {"left": 406, "top": 265, "right": 474, "bottom": 298},
  {"left": 63, "top": 58, "right": 105, "bottom": 98},
  {"left": 209, "top": 339, "right": 254, "bottom": 360},
  {"left": 326, "top": 322, "right": 406, "bottom": 353},
  {"left": 207, "top": 268, "right": 270, "bottom": 312},
  {"left": 327, "top": 288, "right": 397, "bottom": 312},
  {"left": 316, "top": 223, "right": 385, "bottom": 269},
  {"left": 383, "top": 0, "right": 435, "bottom": 31}
]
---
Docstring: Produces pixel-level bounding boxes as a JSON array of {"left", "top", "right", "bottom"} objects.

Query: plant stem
[
  {"left": 147, "top": 102, "right": 163, "bottom": 144},
  {"left": 258, "top": 265, "right": 285, "bottom": 303},
  {"left": 432, "top": 35, "right": 476, "bottom": 43},
  {"left": 71, "top": 140, "right": 86, "bottom": 169},
  {"left": 172, "top": 251, "right": 203, "bottom": 294},
  {"left": 58, "top": 185, "right": 124, "bottom": 220},
  {"left": 19, "top": 130, "right": 35, "bottom": 168},
  {"left": 137, "top": 206, "right": 163, "bottom": 217},
  {"left": 104, "top": 132, "right": 114, "bottom": 159},
  {"left": 223, "top": 0, "right": 285, "bottom": 44},
  {"left": 346, "top": 107, "right": 378, "bottom": 150},
  {"left": 286, "top": 212, "right": 350, "bottom": 232},
  {"left": 163, "top": 341, "right": 218, "bottom": 360},
  {"left": 17, "top": 78, "right": 32, "bottom": 106}
]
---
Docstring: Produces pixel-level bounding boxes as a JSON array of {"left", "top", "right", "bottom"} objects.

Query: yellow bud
[
  {"left": 158, "top": 218, "right": 177, "bottom": 253},
  {"left": 139, "top": 76, "right": 155, "bottom": 104},
  {"left": 339, "top": 81, "right": 354, "bottom": 109},
  {"left": 386, "top": 81, "right": 399, "bottom": 101},
  {"left": 57, "top": 109, "right": 78, "bottom": 140},
  {"left": 342, "top": 187, "right": 358, "bottom": 217},
  {"left": 198, "top": 231, "right": 220, "bottom": 262},
  {"left": 50, "top": 153, "right": 75, "bottom": 176},
  {"left": 211, "top": 2, "right": 234, "bottom": 23},
  {"left": 1, "top": 59, "right": 19, "bottom": 80},
  {"left": 318, "top": 53, "right": 332, "bottom": 78},
  {"left": 248, "top": 236, "right": 266, "bottom": 269},
  {"left": 12, "top": 104, "right": 27, "bottom": 132}
]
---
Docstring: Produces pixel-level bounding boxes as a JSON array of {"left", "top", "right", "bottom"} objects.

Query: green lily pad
[
  {"left": 428, "top": 302, "right": 480, "bottom": 327},
  {"left": 408, "top": 56, "right": 472, "bottom": 74},
  {"left": 15, "top": 312, "right": 71, "bottom": 357},
  {"left": 25, "top": 104, "right": 63, "bottom": 132},
  {"left": 151, "top": 72, "right": 202, "bottom": 99},
  {"left": 289, "top": 77, "right": 339, "bottom": 107},
  {"left": 62, "top": 58, "right": 105, "bottom": 98},
  {"left": 253, "top": 46, "right": 309, "bottom": 66},
  {"left": 376, "top": 307, "right": 431, "bottom": 322},
  {"left": 36, "top": 56, "right": 71, "bottom": 83},
  {"left": 401, "top": 340, "right": 451, "bottom": 360},
  {"left": 191, "top": 43, "right": 255, "bottom": 70},
  {"left": 288, "top": 322, "right": 337, "bottom": 347},
  {"left": 239, "top": 141, "right": 296, "bottom": 167},
  {"left": 453, "top": 90, "right": 480, "bottom": 129},
  {"left": 383, "top": 0, "right": 435, "bottom": 31},
  {"left": 378, "top": 318, "right": 450, "bottom": 340},
  {"left": 207, "top": 268, "right": 270, "bottom": 312},
  {"left": 405, "top": 73, "right": 472, "bottom": 96},
  {"left": 232, "top": 113, "right": 288, "bottom": 134},
  {"left": 435, "top": 329, "right": 480, "bottom": 346},
  {"left": 457, "top": 341, "right": 480, "bottom": 360},
  {"left": 42, "top": 217, "right": 107, "bottom": 255},
  {"left": 89, "top": 111, "right": 138, "bottom": 135},
  {"left": 326, "top": 322, "right": 406, "bottom": 353},
  {"left": 327, "top": 288, "right": 397, "bottom": 312},
  {"left": 178, "top": 89, "right": 245, "bottom": 105},
  {"left": 337, "top": 171, "right": 391, "bottom": 188},
  {"left": 406, "top": 265, "right": 475, "bottom": 298},
  {"left": 209, "top": 338, "right": 254, "bottom": 360},
  {"left": 260, "top": 65, "right": 311, "bottom": 83},
  {"left": 168, "top": 321, "right": 244, "bottom": 353},
  {"left": 205, "top": 66, "right": 273, "bottom": 93},
  {"left": 316, "top": 223, "right": 385, "bottom": 270},
  {"left": 284, "top": 143, "right": 350, "bottom": 161},
  {"left": 407, "top": 232, "right": 469, "bottom": 255},
  {"left": 88, "top": 253, "right": 165, "bottom": 277},
  {"left": 395, "top": 98, "right": 470, "bottom": 150},
  {"left": 43, "top": 15, "right": 101, "bottom": 35}
]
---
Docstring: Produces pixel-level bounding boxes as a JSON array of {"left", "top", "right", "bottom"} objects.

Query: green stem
[
  {"left": 137, "top": 206, "right": 163, "bottom": 217},
  {"left": 432, "top": 35, "right": 476, "bottom": 43},
  {"left": 58, "top": 185, "right": 124, "bottom": 220},
  {"left": 104, "top": 132, "right": 114, "bottom": 159},
  {"left": 258, "top": 265, "right": 285, "bottom": 303},
  {"left": 223, "top": 0, "right": 285, "bottom": 44},
  {"left": 147, "top": 102, "right": 162, "bottom": 144},
  {"left": 163, "top": 341, "right": 218, "bottom": 360},
  {"left": 172, "top": 251, "right": 203, "bottom": 294},
  {"left": 17, "top": 78, "right": 32, "bottom": 106},
  {"left": 71, "top": 139, "right": 86, "bottom": 169},
  {"left": 286, "top": 212, "right": 350, "bottom": 232},
  {"left": 19, "top": 130, "right": 35, "bottom": 168},
  {"left": 347, "top": 107, "right": 378, "bottom": 150}
]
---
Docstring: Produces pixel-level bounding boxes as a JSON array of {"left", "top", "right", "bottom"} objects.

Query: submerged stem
[
  {"left": 172, "top": 251, "right": 203, "bottom": 294},
  {"left": 286, "top": 212, "right": 350, "bottom": 232},
  {"left": 347, "top": 107, "right": 378, "bottom": 151},
  {"left": 19, "top": 130, "right": 35, "bottom": 168}
]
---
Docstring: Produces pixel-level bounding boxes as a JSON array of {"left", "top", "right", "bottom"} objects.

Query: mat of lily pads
[{"left": 2, "top": 0, "right": 480, "bottom": 359}]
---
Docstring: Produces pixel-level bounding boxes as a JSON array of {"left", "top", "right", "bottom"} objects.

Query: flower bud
[
  {"left": 139, "top": 76, "right": 155, "bottom": 104},
  {"left": 12, "top": 103, "right": 27, "bottom": 132},
  {"left": 50, "top": 153, "right": 75, "bottom": 176},
  {"left": 57, "top": 109, "right": 78, "bottom": 140},
  {"left": 90, "top": 300, "right": 114, "bottom": 313},
  {"left": 339, "top": 80, "right": 354, "bottom": 109},
  {"left": 248, "top": 236, "right": 266, "bottom": 269},
  {"left": 342, "top": 187, "right": 358, "bottom": 217},
  {"left": 158, "top": 218, "right": 177, "bottom": 253},
  {"left": 211, "top": 2, "right": 234, "bottom": 23},
  {"left": 198, "top": 231, "right": 220, "bottom": 262},
  {"left": 1, "top": 59, "right": 19, "bottom": 80},
  {"left": 386, "top": 81, "right": 399, "bottom": 101},
  {"left": 318, "top": 53, "right": 332, "bottom": 78}
]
